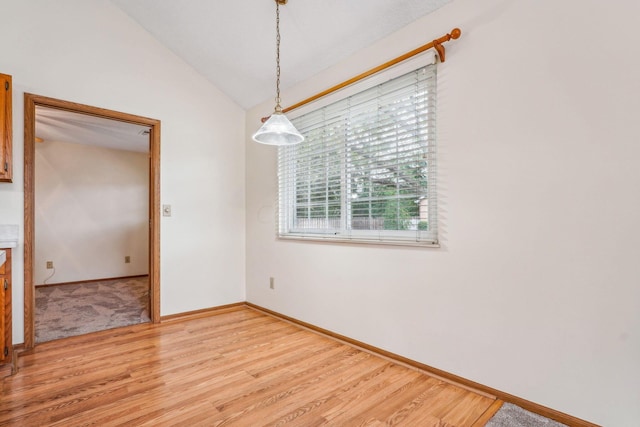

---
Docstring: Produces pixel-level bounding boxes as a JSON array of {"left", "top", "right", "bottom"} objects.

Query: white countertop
[{"left": 0, "top": 224, "right": 18, "bottom": 249}]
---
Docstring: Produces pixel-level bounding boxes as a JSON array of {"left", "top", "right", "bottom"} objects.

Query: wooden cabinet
[
  {"left": 0, "top": 249, "right": 11, "bottom": 365},
  {"left": 0, "top": 73, "right": 12, "bottom": 182}
]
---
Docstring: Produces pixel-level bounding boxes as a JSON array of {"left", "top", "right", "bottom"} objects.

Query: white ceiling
[
  {"left": 36, "top": 106, "right": 151, "bottom": 153},
  {"left": 111, "top": 0, "right": 452, "bottom": 110}
]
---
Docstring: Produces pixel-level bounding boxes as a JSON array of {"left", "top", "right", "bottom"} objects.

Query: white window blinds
[{"left": 278, "top": 57, "right": 438, "bottom": 246}]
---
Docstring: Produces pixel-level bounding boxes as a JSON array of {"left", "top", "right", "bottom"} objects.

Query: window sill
[{"left": 277, "top": 234, "right": 440, "bottom": 248}]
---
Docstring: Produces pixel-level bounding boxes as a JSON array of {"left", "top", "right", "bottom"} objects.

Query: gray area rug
[
  {"left": 35, "top": 276, "right": 150, "bottom": 343},
  {"left": 487, "top": 403, "right": 568, "bottom": 427}
]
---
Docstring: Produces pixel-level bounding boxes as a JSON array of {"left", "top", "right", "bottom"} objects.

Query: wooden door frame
[{"left": 23, "top": 94, "right": 161, "bottom": 350}]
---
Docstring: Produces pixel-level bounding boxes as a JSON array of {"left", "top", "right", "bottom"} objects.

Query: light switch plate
[{"left": 162, "top": 204, "right": 172, "bottom": 217}]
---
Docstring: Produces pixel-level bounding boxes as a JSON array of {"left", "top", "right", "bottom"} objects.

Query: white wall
[
  {"left": 0, "top": 0, "right": 246, "bottom": 342},
  {"left": 245, "top": 0, "right": 640, "bottom": 425},
  {"left": 35, "top": 141, "right": 149, "bottom": 285}
]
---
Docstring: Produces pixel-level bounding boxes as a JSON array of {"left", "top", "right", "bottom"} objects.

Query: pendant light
[{"left": 252, "top": 0, "right": 304, "bottom": 146}]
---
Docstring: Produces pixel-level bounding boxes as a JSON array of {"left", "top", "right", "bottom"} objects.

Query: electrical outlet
[
  {"left": 269, "top": 277, "right": 275, "bottom": 290},
  {"left": 125, "top": 256, "right": 131, "bottom": 264},
  {"left": 46, "top": 261, "right": 53, "bottom": 269}
]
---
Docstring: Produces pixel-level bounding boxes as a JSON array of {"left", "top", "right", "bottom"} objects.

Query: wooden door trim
[{"left": 23, "top": 93, "right": 161, "bottom": 349}]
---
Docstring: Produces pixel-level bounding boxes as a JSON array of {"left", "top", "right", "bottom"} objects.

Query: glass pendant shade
[{"left": 252, "top": 112, "right": 304, "bottom": 146}]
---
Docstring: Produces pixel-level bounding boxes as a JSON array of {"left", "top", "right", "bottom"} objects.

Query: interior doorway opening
[{"left": 24, "top": 94, "right": 161, "bottom": 349}]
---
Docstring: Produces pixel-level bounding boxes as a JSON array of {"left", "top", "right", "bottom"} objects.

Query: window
[{"left": 278, "top": 55, "right": 438, "bottom": 246}]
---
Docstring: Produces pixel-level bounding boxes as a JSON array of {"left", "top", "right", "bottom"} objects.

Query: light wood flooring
[{"left": 1, "top": 306, "right": 501, "bottom": 426}]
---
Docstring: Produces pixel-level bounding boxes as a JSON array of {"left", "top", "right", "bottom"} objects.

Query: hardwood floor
[{"left": 1, "top": 307, "right": 501, "bottom": 426}]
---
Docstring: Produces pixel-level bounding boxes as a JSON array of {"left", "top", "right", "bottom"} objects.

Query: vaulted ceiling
[
  {"left": 111, "top": 0, "right": 452, "bottom": 110},
  {"left": 35, "top": 1, "right": 452, "bottom": 152}
]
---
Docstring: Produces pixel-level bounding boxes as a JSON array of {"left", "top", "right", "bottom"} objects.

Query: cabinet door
[
  {"left": 0, "top": 275, "right": 4, "bottom": 364},
  {"left": 0, "top": 249, "right": 11, "bottom": 364},
  {"left": 0, "top": 73, "right": 12, "bottom": 183},
  {"left": 0, "top": 277, "right": 5, "bottom": 364}
]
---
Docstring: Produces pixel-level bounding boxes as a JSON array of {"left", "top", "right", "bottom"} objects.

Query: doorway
[{"left": 24, "top": 94, "right": 161, "bottom": 349}]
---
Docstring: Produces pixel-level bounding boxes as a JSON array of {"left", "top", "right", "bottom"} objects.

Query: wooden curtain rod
[{"left": 261, "top": 27, "right": 461, "bottom": 122}]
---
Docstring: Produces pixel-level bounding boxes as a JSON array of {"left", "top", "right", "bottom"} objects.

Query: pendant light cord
[{"left": 274, "top": 0, "right": 282, "bottom": 113}]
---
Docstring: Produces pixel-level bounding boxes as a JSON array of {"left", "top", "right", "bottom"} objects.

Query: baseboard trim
[
  {"left": 160, "top": 302, "right": 245, "bottom": 322},
  {"left": 0, "top": 344, "right": 25, "bottom": 378},
  {"left": 35, "top": 274, "right": 149, "bottom": 288},
  {"left": 245, "top": 302, "right": 599, "bottom": 427}
]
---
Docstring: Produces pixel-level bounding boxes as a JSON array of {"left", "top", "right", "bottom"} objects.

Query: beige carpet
[
  {"left": 35, "top": 276, "right": 150, "bottom": 343},
  {"left": 487, "top": 403, "right": 568, "bottom": 427}
]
